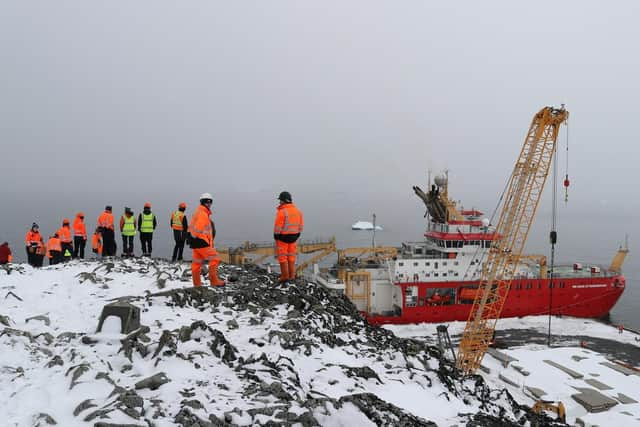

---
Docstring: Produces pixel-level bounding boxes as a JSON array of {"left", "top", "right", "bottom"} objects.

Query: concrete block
[
  {"left": 487, "top": 348, "right": 518, "bottom": 367},
  {"left": 572, "top": 388, "right": 618, "bottom": 413},
  {"left": 584, "top": 378, "right": 612, "bottom": 391},
  {"left": 544, "top": 359, "right": 583, "bottom": 379},
  {"left": 615, "top": 393, "right": 638, "bottom": 404},
  {"left": 96, "top": 301, "right": 141, "bottom": 334}
]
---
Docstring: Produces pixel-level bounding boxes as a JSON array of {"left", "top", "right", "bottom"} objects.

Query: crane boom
[{"left": 456, "top": 106, "right": 569, "bottom": 375}]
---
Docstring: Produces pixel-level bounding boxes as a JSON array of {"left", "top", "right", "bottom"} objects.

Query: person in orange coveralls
[
  {"left": 188, "top": 193, "right": 224, "bottom": 287},
  {"left": 273, "top": 191, "right": 304, "bottom": 283}
]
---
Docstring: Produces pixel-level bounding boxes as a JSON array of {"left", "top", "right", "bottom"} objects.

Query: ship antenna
[{"left": 372, "top": 213, "right": 377, "bottom": 248}]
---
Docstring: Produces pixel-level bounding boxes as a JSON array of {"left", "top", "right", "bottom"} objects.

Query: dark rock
[
  {"left": 226, "top": 319, "right": 239, "bottom": 330},
  {"left": 73, "top": 399, "right": 97, "bottom": 416},
  {"left": 33, "top": 412, "right": 57, "bottom": 426},
  {"left": 45, "top": 355, "right": 64, "bottom": 368},
  {"left": 135, "top": 372, "right": 170, "bottom": 390}
]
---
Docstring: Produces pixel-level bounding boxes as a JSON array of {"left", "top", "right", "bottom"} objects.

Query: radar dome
[
  {"left": 434, "top": 174, "right": 447, "bottom": 187},
  {"left": 481, "top": 218, "right": 490, "bottom": 227}
]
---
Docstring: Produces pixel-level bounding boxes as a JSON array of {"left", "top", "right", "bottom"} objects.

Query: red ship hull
[{"left": 366, "top": 274, "right": 626, "bottom": 325}]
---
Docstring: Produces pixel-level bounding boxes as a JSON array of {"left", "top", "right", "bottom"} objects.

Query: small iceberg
[{"left": 351, "top": 221, "right": 383, "bottom": 231}]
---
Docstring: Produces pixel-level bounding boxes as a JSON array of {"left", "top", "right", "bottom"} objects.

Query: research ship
[{"left": 311, "top": 173, "right": 628, "bottom": 325}]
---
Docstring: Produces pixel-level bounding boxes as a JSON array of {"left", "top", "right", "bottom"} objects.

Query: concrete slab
[
  {"left": 524, "top": 386, "right": 546, "bottom": 399},
  {"left": 498, "top": 373, "right": 519, "bottom": 387},
  {"left": 572, "top": 388, "right": 619, "bottom": 413},
  {"left": 478, "top": 364, "right": 491, "bottom": 374},
  {"left": 615, "top": 393, "right": 638, "bottom": 404},
  {"left": 599, "top": 361, "right": 640, "bottom": 376},
  {"left": 511, "top": 364, "right": 530, "bottom": 376},
  {"left": 487, "top": 347, "right": 518, "bottom": 367},
  {"left": 584, "top": 378, "right": 613, "bottom": 391},
  {"left": 544, "top": 359, "right": 584, "bottom": 379}
]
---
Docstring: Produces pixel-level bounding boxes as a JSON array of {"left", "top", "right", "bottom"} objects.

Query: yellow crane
[{"left": 456, "top": 106, "right": 569, "bottom": 375}]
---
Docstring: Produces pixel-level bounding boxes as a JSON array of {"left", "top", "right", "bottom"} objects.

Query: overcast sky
[{"left": 1, "top": 1, "right": 639, "bottom": 260}]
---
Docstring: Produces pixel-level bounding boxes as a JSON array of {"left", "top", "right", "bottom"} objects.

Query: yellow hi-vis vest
[
  {"left": 140, "top": 213, "right": 155, "bottom": 233},
  {"left": 122, "top": 215, "right": 136, "bottom": 236}
]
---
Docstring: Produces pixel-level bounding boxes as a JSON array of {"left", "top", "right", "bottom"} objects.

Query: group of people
[{"left": 10, "top": 191, "right": 304, "bottom": 288}]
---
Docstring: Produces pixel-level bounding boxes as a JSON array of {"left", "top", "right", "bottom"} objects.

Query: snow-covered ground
[
  {"left": 386, "top": 318, "right": 640, "bottom": 426},
  {"left": 1, "top": 259, "right": 533, "bottom": 426}
]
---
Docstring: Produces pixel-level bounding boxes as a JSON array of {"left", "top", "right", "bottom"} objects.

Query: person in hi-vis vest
[
  {"left": 120, "top": 207, "right": 137, "bottom": 257},
  {"left": 170, "top": 202, "right": 188, "bottom": 262},
  {"left": 138, "top": 202, "right": 157, "bottom": 257}
]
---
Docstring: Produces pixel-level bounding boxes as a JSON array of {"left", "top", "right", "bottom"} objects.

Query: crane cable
[
  {"left": 564, "top": 120, "right": 570, "bottom": 203},
  {"left": 548, "top": 117, "right": 569, "bottom": 346}
]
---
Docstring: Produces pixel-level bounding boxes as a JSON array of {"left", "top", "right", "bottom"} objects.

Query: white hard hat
[{"left": 199, "top": 192, "right": 213, "bottom": 201}]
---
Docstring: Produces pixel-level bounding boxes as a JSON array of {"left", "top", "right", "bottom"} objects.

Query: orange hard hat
[
  {"left": 63, "top": 218, "right": 70, "bottom": 225},
  {"left": 144, "top": 202, "right": 151, "bottom": 208},
  {"left": 179, "top": 202, "right": 186, "bottom": 209},
  {"left": 77, "top": 212, "right": 84, "bottom": 217}
]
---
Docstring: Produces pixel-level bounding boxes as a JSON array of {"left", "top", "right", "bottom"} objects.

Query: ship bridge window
[
  {"left": 414, "top": 248, "right": 423, "bottom": 255},
  {"left": 454, "top": 261, "right": 459, "bottom": 266},
  {"left": 413, "top": 262, "right": 419, "bottom": 267},
  {"left": 426, "top": 262, "right": 430, "bottom": 267},
  {"left": 399, "top": 262, "right": 404, "bottom": 267}
]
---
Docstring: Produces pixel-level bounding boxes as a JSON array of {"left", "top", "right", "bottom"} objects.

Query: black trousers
[
  {"left": 33, "top": 253, "right": 44, "bottom": 267},
  {"left": 140, "top": 232, "right": 153, "bottom": 255},
  {"left": 172, "top": 230, "right": 186, "bottom": 261},
  {"left": 101, "top": 228, "right": 116, "bottom": 256},
  {"left": 26, "top": 246, "right": 34, "bottom": 266},
  {"left": 61, "top": 242, "right": 73, "bottom": 261},
  {"left": 49, "top": 251, "right": 62, "bottom": 265},
  {"left": 122, "top": 235, "right": 134, "bottom": 256},
  {"left": 73, "top": 236, "right": 86, "bottom": 259}
]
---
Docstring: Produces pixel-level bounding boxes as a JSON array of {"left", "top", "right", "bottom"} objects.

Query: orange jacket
[
  {"left": 57, "top": 226, "right": 72, "bottom": 243},
  {"left": 46, "top": 237, "right": 62, "bottom": 258},
  {"left": 274, "top": 203, "right": 304, "bottom": 235},
  {"left": 92, "top": 232, "right": 102, "bottom": 254},
  {"left": 73, "top": 215, "right": 87, "bottom": 238},
  {"left": 97, "top": 211, "right": 114, "bottom": 230},
  {"left": 189, "top": 205, "right": 214, "bottom": 247},
  {"left": 25, "top": 230, "right": 43, "bottom": 246}
]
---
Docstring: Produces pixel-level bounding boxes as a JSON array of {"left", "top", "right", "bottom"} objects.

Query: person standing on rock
[
  {"left": 0, "top": 242, "right": 12, "bottom": 264},
  {"left": 273, "top": 191, "right": 304, "bottom": 283},
  {"left": 97, "top": 206, "right": 116, "bottom": 257},
  {"left": 188, "top": 193, "right": 224, "bottom": 287},
  {"left": 25, "top": 223, "right": 44, "bottom": 267},
  {"left": 57, "top": 218, "right": 73, "bottom": 262},
  {"left": 170, "top": 202, "right": 188, "bottom": 262},
  {"left": 46, "top": 233, "right": 62, "bottom": 265},
  {"left": 138, "top": 202, "right": 156, "bottom": 257},
  {"left": 120, "top": 207, "right": 137, "bottom": 257},
  {"left": 92, "top": 228, "right": 103, "bottom": 256},
  {"left": 72, "top": 212, "right": 87, "bottom": 259}
]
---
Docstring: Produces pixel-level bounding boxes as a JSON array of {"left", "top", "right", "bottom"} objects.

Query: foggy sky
[{"left": 1, "top": 1, "right": 639, "bottom": 261}]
